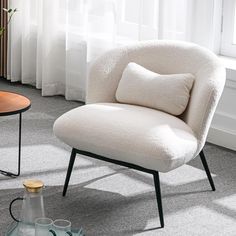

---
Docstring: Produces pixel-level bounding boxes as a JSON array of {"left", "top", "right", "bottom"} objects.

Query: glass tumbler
[
  {"left": 35, "top": 218, "right": 55, "bottom": 236},
  {"left": 53, "top": 219, "right": 73, "bottom": 236}
]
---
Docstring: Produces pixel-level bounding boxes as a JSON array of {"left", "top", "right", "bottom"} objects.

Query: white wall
[{"left": 207, "top": 66, "right": 236, "bottom": 151}]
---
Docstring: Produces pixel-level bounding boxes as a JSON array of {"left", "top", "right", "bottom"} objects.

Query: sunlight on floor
[
  {"left": 0, "top": 145, "right": 115, "bottom": 189},
  {"left": 86, "top": 172, "right": 154, "bottom": 197},
  {"left": 214, "top": 194, "right": 236, "bottom": 211},
  {"left": 160, "top": 164, "right": 216, "bottom": 186}
]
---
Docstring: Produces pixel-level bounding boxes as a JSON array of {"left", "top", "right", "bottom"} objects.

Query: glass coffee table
[
  {"left": 0, "top": 91, "right": 31, "bottom": 177},
  {"left": 6, "top": 222, "right": 84, "bottom": 236}
]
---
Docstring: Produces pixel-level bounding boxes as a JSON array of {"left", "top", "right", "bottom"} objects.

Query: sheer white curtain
[{"left": 7, "top": 0, "right": 221, "bottom": 101}]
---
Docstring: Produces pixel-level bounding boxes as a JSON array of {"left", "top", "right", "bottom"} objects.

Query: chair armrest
[{"left": 182, "top": 65, "right": 226, "bottom": 153}]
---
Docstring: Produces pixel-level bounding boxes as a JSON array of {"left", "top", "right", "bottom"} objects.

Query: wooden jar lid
[{"left": 23, "top": 179, "right": 44, "bottom": 193}]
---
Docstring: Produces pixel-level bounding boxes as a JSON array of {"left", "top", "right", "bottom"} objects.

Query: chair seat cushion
[{"left": 53, "top": 103, "right": 198, "bottom": 172}]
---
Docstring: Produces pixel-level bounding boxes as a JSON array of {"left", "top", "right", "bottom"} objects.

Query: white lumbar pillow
[{"left": 116, "top": 62, "right": 194, "bottom": 116}]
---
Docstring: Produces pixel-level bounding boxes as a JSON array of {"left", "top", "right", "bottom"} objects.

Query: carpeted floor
[{"left": 0, "top": 79, "right": 236, "bottom": 236}]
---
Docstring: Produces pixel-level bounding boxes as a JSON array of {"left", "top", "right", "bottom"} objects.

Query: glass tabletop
[{"left": 6, "top": 222, "right": 84, "bottom": 236}]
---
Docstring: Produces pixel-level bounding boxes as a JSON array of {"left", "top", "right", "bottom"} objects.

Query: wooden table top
[{"left": 0, "top": 91, "right": 31, "bottom": 116}]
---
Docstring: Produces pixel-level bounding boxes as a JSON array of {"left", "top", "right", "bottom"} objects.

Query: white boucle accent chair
[{"left": 53, "top": 40, "right": 226, "bottom": 228}]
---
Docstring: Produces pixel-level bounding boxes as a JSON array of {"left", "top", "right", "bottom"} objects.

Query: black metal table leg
[{"left": 0, "top": 113, "right": 22, "bottom": 177}]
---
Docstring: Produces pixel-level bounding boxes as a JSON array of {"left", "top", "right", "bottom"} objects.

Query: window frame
[
  {"left": 116, "top": 0, "right": 159, "bottom": 42},
  {"left": 221, "top": 0, "right": 236, "bottom": 57}
]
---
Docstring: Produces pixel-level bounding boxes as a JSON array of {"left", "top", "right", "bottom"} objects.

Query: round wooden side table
[{"left": 0, "top": 91, "right": 31, "bottom": 177}]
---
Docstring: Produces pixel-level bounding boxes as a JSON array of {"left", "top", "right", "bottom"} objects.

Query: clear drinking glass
[
  {"left": 53, "top": 219, "right": 72, "bottom": 236},
  {"left": 35, "top": 218, "right": 55, "bottom": 236}
]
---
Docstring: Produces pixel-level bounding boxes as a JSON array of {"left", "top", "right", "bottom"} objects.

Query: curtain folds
[{"left": 8, "top": 0, "right": 221, "bottom": 102}]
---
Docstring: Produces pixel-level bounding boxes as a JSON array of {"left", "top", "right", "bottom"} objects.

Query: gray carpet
[{"left": 0, "top": 79, "right": 236, "bottom": 236}]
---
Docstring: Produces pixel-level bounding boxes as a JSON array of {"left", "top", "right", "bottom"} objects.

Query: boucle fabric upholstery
[
  {"left": 53, "top": 103, "right": 198, "bottom": 172},
  {"left": 54, "top": 40, "right": 225, "bottom": 172},
  {"left": 116, "top": 62, "right": 194, "bottom": 116},
  {"left": 87, "top": 40, "right": 226, "bottom": 155}
]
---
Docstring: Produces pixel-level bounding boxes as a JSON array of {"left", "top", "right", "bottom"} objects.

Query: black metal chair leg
[
  {"left": 199, "top": 150, "right": 216, "bottom": 191},
  {"left": 153, "top": 171, "right": 164, "bottom": 228},
  {"left": 63, "top": 148, "right": 77, "bottom": 196}
]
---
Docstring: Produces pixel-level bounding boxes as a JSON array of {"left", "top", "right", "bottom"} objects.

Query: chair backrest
[{"left": 87, "top": 40, "right": 226, "bottom": 153}]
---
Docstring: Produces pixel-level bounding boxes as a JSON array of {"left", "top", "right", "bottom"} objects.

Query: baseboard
[{"left": 207, "top": 125, "right": 236, "bottom": 151}]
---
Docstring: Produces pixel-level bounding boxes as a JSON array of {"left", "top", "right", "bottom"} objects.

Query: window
[
  {"left": 116, "top": 0, "right": 159, "bottom": 42},
  {"left": 221, "top": 0, "right": 236, "bottom": 57},
  {"left": 116, "top": 0, "right": 189, "bottom": 43}
]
